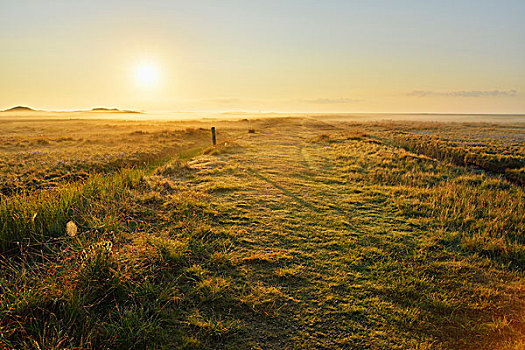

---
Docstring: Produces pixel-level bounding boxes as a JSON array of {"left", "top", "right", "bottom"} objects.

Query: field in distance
[{"left": 0, "top": 115, "right": 524, "bottom": 349}]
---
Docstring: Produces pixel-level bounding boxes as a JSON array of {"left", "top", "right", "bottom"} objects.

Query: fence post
[{"left": 211, "top": 127, "right": 216, "bottom": 146}]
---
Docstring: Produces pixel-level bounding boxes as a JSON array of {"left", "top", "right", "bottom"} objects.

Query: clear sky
[{"left": 1, "top": 0, "right": 524, "bottom": 113}]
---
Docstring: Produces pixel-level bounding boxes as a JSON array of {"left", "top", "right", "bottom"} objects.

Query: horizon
[
  {"left": 3, "top": 105, "right": 525, "bottom": 125},
  {"left": 4, "top": 105, "right": 525, "bottom": 116},
  {"left": 1, "top": 1, "right": 524, "bottom": 114}
]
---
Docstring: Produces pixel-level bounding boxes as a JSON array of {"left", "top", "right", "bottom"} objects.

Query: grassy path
[{"left": 172, "top": 119, "right": 524, "bottom": 349}]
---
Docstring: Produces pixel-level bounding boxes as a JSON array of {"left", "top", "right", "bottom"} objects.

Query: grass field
[{"left": 1, "top": 116, "right": 524, "bottom": 349}]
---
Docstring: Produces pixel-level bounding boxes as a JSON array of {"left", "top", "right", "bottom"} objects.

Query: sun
[{"left": 134, "top": 64, "right": 159, "bottom": 88}]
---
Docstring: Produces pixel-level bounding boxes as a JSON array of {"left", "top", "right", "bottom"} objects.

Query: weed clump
[
  {"left": 311, "top": 134, "right": 331, "bottom": 143},
  {"left": 154, "top": 159, "right": 191, "bottom": 177},
  {"left": 202, "top": 141, "right": 242, "bottom": 155}
]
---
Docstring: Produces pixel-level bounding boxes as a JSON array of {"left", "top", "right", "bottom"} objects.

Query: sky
[{"left": 1, "top": 0, "right": 524, "bottom": 113}]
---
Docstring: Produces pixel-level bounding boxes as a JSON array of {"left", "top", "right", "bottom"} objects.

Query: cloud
[
  {"left": 407, "top": 89, "right": 518, "bottom": 97},
  {"left": 302, "top": 98, "right": 361, "bottom": 104},
  {"left": 199, "top": 98, "right": 268, "bottom": 106},
  {"left": 206, "top": 98, "right": 243, "bottom": 105}
]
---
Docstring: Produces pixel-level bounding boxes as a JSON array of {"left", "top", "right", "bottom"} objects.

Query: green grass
[
  {"left": 1, "top": 117, "right": 524, "bottom": 349},
  {"left": 0, "top": 170, "right": 250, "bottom": 349},
  {"left": 0, "top": 169, "right": 145, "bottom": 252}
]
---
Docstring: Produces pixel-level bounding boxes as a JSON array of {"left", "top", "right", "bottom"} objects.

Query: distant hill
[
  {"left": 1, "top": 106, "right": 141, "bottom": 114},
  {"left": 90, "top": 107, "right": 141, "bottom": 114},
  {"left": 91, "top": 107, "right": 120, "bottom": 112},
  {"left": 3, "top": 106, "right": 38, "bottom": 112}
]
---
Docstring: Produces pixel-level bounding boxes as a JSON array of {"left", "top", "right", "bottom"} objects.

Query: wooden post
[{"left": 211, "top": 127, "right": 216, "bottom": 145}]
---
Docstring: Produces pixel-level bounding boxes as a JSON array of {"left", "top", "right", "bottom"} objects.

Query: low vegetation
[
  {"left": 0, "top": 117, "right": 524, "bottom": 349},
  {"left": 386, "top": 132, "right": 525, "bottom": 185},
  {"left": 0, "top": 119, "right": 210, "bottom": 195},
  {"left": 0, "top": 171, "right": 250, "bottom": 348}
]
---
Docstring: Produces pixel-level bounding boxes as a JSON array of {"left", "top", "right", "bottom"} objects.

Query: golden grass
[{"left": 1, "top": 116, "right": 524, "bottom": 349}]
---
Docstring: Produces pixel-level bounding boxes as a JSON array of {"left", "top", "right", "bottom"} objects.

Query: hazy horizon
[
  {"left": 3, "top": 105, "right": 525, "bottom": 125},
  {"left": 3, "top": 105, "right": 525, "bottom": 116}
]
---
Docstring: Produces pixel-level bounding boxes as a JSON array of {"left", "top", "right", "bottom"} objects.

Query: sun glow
[{"left": 134, "top": 64, "right": 159, "bottom": 88}]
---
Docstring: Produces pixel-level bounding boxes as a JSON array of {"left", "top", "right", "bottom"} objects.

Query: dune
[
  {"left": 90, "top": 107, "right": 141, "bottom": 113},
  {"left": 0, "top": 106, "right": 141, "bottom": 120},
  {"left": 2, "top": 106, "right": 39, "bottom": 112}
]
